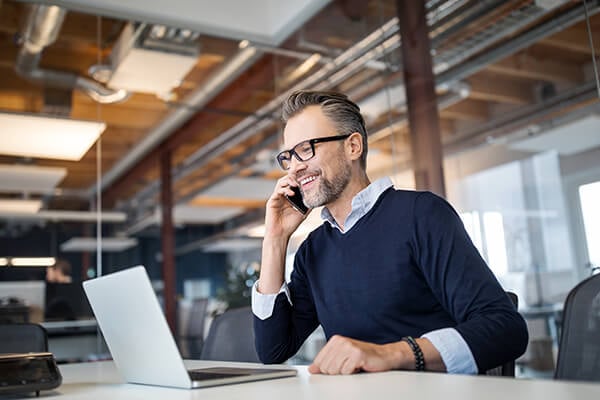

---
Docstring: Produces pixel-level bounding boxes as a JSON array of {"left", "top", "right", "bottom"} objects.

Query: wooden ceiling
[{"left": 0, "top": 0, "right": 599, "bottom": 236}]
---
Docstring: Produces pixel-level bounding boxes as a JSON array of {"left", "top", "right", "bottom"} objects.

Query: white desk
[{"left": 38, "top": 360, "right": 600, "bottom": 399}]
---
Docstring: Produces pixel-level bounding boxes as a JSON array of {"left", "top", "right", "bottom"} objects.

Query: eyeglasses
[{"left": 276, "top": 134, "right": 351, "bottom": 170}]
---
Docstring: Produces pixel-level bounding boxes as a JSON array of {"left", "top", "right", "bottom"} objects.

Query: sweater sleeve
[
  {"left": 411, "top": 192, "right": 528, "bottom": 372},
  {"left": 253, "top": 244, "right": 320, "bottom": 364}
]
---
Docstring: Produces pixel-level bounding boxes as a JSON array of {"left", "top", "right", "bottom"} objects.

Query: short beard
[{"left": 302, "top": 156, "right": 352, "bottom": 208}]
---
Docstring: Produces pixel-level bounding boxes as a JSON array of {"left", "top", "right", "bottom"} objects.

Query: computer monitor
[{"left": 44, "top": 282, "right": 94, "bottom": 321}]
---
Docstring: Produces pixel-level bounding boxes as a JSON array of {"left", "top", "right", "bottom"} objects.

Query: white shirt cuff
[
  {"left": 422, "top": 328, "right": 478, "bottom": 374},
  {"left": 251, "top": 281, "right": 292, "bottom": 320}
]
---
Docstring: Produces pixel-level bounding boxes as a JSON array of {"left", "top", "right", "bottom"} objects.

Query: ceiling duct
[
  {"left": 103, "top": 22, "right": 200, "bottom": 97},
  {"left": 15, "top": 4, "right": 128, "bottom": 104}
]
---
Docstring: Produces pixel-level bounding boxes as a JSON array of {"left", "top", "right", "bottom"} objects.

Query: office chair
[
  {"left": 0, "top": 323, "right": 48, "bottom": 353},
  {"left": 200, "top": 306, "right": 260, "bottom": 363},
  {"left": 554, "top": 273, "right": 600, "bottom": 382},
  {"left": 485, "top": 291, "right": 518, "bottom": 377},
  {"left": 179, "top": 298, "right": 209, "bottom": 358}
]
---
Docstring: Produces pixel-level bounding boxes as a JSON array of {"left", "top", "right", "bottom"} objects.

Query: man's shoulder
[
  {"left": 387, "top": 188, "right": 448, "bottom": 206},
  {"left": 382, "top": 187, "right": 426, "bottom": 206}
]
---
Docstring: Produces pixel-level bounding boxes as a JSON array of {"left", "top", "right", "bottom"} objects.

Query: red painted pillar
[{"left": 397, "top": 0, "right": 446, "bottom": 197}]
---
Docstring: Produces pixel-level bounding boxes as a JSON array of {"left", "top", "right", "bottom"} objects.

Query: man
[
  {"left": 46, "top": 259, "right": 72, "bottom": 283},
  {"left": 252, "top": 90, "right": 528, "bottom": 375}
]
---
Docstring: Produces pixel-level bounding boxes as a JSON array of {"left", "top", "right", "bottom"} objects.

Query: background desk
[{"left": 41, "top": 360, "right": 600, "bottom": 399}]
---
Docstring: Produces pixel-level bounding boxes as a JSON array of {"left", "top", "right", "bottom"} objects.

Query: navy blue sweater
[{"left": 254, "top": 189, "right": 528, "bottom": 372}]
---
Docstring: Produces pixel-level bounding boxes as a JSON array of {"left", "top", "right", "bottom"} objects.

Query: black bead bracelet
[{"left": 402, "top": 336, "right": 425, "bottom": 371}]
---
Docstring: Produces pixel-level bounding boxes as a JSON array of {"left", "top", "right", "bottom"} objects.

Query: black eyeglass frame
[{"left": 276, "top": 134, "right": 352, "bottom": 170}]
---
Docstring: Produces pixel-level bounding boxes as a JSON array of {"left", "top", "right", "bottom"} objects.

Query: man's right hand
[
  {"left": 258, "top": 176, "right": 310, "bottom": 295},
  {"left": 264, "top": 176, "right": 310, "bottom": 240}
]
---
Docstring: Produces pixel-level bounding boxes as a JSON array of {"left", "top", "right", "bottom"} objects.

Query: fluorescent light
[
  {"left": 0, "top": 258, "right": 8, "bottom": 266},
  {"left": 108, "top": 47, "right": 198, "bottom": 95},
  {"left": 60, "top": 237, "right": 138, "bottom": 252},
  {"left": 11, "top": 257, "right": 56, "bottom": 267},
  {"left": 202, "top": 238, "right": 263, "bottom": 253},
  {"left": 0, "top": 210, "right": 126, "bottom": 222},
  {"left": 0, "top": 112, "right": 106, "bottom": 160},
  {"left": 0, "top": 165, "right": 67, "bottom": 194},
  {"left": 0, "top": 199, "right": 42, "bottom": 214}
]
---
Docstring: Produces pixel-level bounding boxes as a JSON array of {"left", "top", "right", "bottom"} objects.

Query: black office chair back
[
  {"left": 554, "top": 273, "right": 600, "bottom": 382},
  {"left": 180, "top": 298, "right": 209, "bottom": 358},
  {"left": 200, "top": 306, "right": 260, "bottom": 363},
  {"left": 0, "top": 323, "right": 48, "bottom": 353},
  {"left": 485, "top": 291, "right": 518, "bottom": 377}
]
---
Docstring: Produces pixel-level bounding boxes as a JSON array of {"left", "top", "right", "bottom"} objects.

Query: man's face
[{"left": 282, "top": 106, "right": 352, "bottom": 209}]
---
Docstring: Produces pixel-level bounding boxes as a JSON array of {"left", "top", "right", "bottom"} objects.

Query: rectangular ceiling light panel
[
  {"left": 200, "top": 177, "right": 277, "bottom": 200},
  {"left": 0, "top": 165, "right": 67, "bottom": 194},
  {"left": 0, "top": 113, "right": 106, "bottom": 160},
  {"left": 0, "top": 199, "right": 42, "bottom": 214},
  {"left": 60, "top": 237, "right": 139, "bottom": 252},
  {"left": 108, "top": 47, "right": 198, "bottom": 95}
]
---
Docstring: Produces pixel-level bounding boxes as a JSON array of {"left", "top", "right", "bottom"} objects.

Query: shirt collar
[{"left": 321, "top": 176, "right": 394, "bottom": 233}]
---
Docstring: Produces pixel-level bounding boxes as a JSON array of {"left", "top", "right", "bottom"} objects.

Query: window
[{"left": 579, "top": 181, "right": 600, "bottom": 266}]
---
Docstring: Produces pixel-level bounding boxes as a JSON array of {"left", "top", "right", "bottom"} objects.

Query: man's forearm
[
  {"left": 381, "top": 338, "right": 446, "bottom": 372},
  {"left": 258, "top": 236, "right": 289, "bottom": 294}
]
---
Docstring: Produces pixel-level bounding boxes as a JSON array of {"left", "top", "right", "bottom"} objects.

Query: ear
[{"left": 346, "top": 132, "right": 363, "bottom": 161}]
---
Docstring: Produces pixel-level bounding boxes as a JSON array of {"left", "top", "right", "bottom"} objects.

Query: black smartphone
[{"left": 285, "top": 185, "right": 308, "bottom": 215}]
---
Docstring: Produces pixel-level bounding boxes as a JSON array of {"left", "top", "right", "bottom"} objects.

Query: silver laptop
[{"left": 83, "top": 265, "right": 296, "bottom": 389}]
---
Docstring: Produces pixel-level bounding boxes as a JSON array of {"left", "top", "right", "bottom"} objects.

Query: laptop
[{"left": 82, "top": 265, "right": 297, "bottom": 389}]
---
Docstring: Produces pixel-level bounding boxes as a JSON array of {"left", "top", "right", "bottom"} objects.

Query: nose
[{"left": 288, "top": 156, "right": 307, "bottom": 176}]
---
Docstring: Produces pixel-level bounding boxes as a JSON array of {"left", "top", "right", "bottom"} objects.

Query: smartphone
[{"left": 285, "top": 185, "right": 308, "bottom": 215}]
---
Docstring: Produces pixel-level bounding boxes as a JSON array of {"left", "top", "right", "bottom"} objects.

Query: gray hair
[{"left": 282, "top": 90, "right": 368, "bottom": 169}]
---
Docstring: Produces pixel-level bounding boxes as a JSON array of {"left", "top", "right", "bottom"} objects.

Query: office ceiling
[{"left": 0, "top": 0, "right": 599, "bottom": 242}]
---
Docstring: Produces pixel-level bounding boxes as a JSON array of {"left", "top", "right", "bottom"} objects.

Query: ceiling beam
[
  {"left": 440, "top": 99, "right": 489, "bottom": 121},
  {"left": 189, "top": 196, "right": 266, "bottom": 209},
  {"left": 486, "top": 53, "right": 584, "bottom": 84},
  {"left": 467, "top": 74, "right": 534, "bottom": 105},
  {"left": 70, "top": 103, "right": 168, "bottom": 129},
  {"left": 539, "top": 27, "right": 599, "bottom": 55}
]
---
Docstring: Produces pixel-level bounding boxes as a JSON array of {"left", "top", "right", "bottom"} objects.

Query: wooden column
[
  {"left": 160, "top": 150, "right": 176, "bottom": 333},
  {"left": 397, "top": 0, "right": 446, "bottom": 197}
]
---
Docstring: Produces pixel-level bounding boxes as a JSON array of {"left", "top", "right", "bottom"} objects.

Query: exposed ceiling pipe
[{"left": 15, "top": 4, "right": 128, "bottom": 104}]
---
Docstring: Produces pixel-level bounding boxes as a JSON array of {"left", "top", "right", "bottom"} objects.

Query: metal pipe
[{"left": 16, "top": 4, "right": 128, "bottom": 104}]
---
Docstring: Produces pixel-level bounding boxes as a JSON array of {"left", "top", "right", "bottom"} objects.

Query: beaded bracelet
[{"left": 402, "top": 336, "right": 425, "bottom": 371}]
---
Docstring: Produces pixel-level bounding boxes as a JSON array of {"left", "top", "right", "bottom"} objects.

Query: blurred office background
[{"left": 1, "top": 0, "right": 599, "bottom": 377}]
